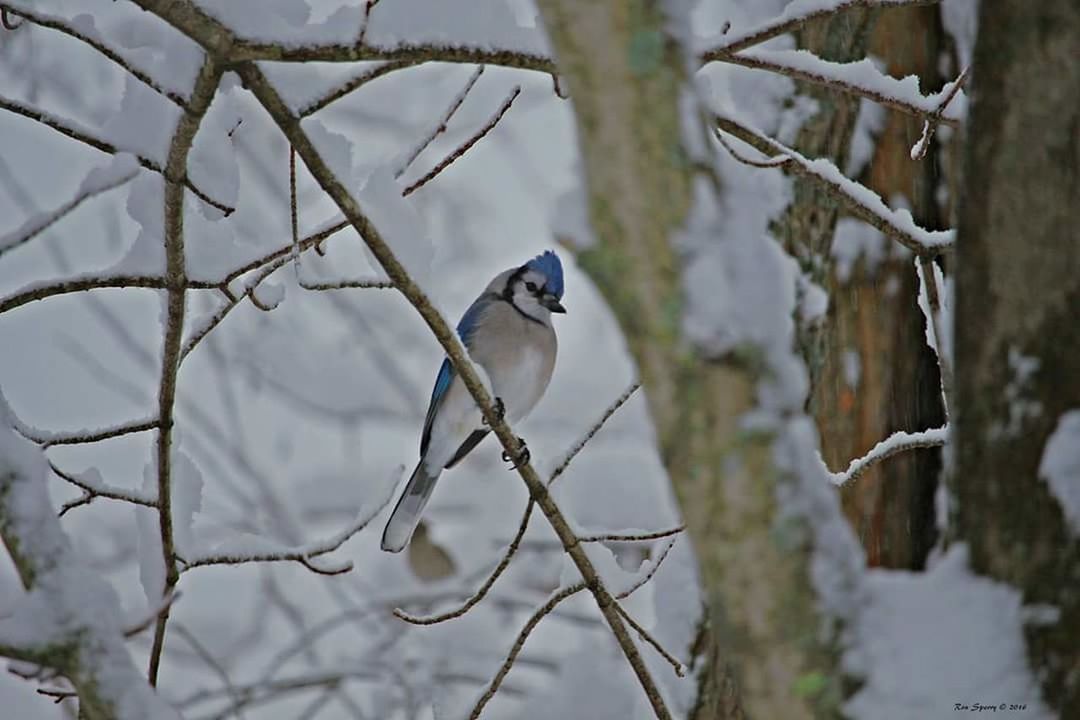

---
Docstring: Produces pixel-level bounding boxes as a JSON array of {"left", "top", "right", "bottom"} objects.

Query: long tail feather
[{"left": 381, "top": 459, "right": 441, "bottom": 552}]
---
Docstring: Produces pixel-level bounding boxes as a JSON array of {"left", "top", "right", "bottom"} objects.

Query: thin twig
[
  {"left": 549, "top": 382, "right": 640, "bottom": 486},
  {"left": 50, "top": 461, "right": 157, "bottom": 508},
  {"left": 910, "top": 66, "right": 968, "bottom": 159},
  {"left": 825, "top": 426, "right": 948, "bottom": 485},
  {"left": 290, "top": 145, "right": 300, "bottom": 270},
  {"left": 221, "top": 217, "right": 351, "bottom": 284},
  {"left": 124, "top": 591, "right": 182, "bottom": 638},
  {"left": 469, "top": 582, "right": 587, "bottom": 719},
  {"left": 0, "top": 3, "right": 188, "bottom": 107},
  {"left": 394, "top": 499, "right": 535, "bottom": 625},
  {"left": 299, "top": 60, "right": 418, "bottom": 117},
  {"left": 179, "top": 475, "right": 397, "bottom": 574},
  {"left": 298, "top": 279, "right": 395, "bottom": 291},
  {"left": 0, "top": 94, "right": 232, "bottom": 215},
  {"left": 580, "top": 525, "right": 685, "bottom": 544},
  {"left": 615, "top": 604, "right": 686, "bottom": 678},
  {"left": 0, "top": 167, "right": 137, "bottom": 258},
  {"left": 173, "top": 623, "right": 247, "bottom": 720},
  {"left": 715, "top": 132, "right": 791, "bottom": 168},
  {"left": 616, "top": 536, "right": 678, "bottom": 600},
  {"left": 395, "top": 65, "right": 485, "bottom": 178},
  {"left": 181, "top": 219, "right": 354, "bottom": 363},
  {"left": 401, "top": 85, "right": 521, "bottom": 196}
]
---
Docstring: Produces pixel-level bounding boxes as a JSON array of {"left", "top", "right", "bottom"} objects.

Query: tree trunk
[
  {"left": 814, "top": 5, "right": 948, "bottom": 570},
  {"left": 954, "top": 0, "right": 1080, "bottom": 713},
  {"left": 536, "top": 2, "right": 857, "bottom": 718}
]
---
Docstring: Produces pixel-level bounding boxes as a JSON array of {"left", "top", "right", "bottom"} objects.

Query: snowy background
[{"left": 0, "top": 0, "right": 1060, "bottom": 719}]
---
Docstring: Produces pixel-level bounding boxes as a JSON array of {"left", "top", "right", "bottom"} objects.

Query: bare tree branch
[
  {"left": 549, "top": 382, "right": 640, "bottom": 486},
  {"left": 615, "top": 604, "right": 686, "bottom": 678},
  {"left": 179, "top": 475, "right": 397, "bottom": 575},
  {"left": 231, "top": 40, "right": 556, "bottom": 72},
  {"left": 395, "top": 65, "right": 485, "bottom": 178},
  {"left": 125, "top": 590, "right": 183, "bottom": 638},
  {"left": 616, "top": 536, "right": 678, "bottom": 600},
  {"left": 394, "top": 499, "right": 535, "bottom": 625},
  {"left": 468, "top": 582, "right": 587, "bottom": 720},
  {"left": 0, "top": 166, "right": 137, "bottom": 258},
  {"left": 401, "top": 85, "right": 521, "bottom": 196},
  {"left": 580, "top": 525, "right": 685, "bottom": 543},
  {"left": 299, "top": 60, "right": 418, "bottom": 117}
]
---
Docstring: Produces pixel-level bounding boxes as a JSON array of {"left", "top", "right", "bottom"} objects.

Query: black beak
[{"left": 542, "top": 295, "right": 567, "bottom": 313}]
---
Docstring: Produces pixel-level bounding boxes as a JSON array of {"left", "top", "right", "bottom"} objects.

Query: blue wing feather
[{"left": 420, "top": 295, "right": 492, "bottom": 455}]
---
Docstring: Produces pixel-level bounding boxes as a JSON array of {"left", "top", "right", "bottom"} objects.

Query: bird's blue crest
[{"left": 524, "top": 250, "right": 564, "bottom": 299}]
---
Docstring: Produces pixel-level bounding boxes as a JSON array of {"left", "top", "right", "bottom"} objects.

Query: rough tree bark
[
  {"left": 536, "top": 2, "right": 853, "bottom": 718},
  {"left": 954, "top": 0, "right": 1080, "bottom": 713},
  {"left": 814, "top": 5, "right": 947, "bottom": 569}
]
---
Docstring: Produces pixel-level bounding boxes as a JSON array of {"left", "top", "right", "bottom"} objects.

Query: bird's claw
[
  {"left": 485, "top": 398, "right": 507, "bottom": 427},
  {"left": 502, "top": 437, "right": 530, "bottom": 470}
]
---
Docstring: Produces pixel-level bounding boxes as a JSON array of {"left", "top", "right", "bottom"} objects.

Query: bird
[{"left": 381, "top": 250, "right": 566, "bottom": 553}]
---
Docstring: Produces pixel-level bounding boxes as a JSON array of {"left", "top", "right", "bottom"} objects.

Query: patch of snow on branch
[{"left": 0, "top": 395, "right": 180, "bottom": 720}]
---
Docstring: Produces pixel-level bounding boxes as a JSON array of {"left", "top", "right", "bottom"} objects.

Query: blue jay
[{"left": 381, "top": 251, "right": 566, "bottom": 553}]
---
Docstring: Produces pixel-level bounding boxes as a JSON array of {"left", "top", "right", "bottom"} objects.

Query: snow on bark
[
  {"left": 0, "top": 394, "right": 180, "bottom": 720},
  {"left": 1039, "top": 410, "right": 1080, "bottom": 537}
]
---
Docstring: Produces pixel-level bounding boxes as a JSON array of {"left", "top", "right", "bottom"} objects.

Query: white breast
[{"left": 495, "top": 344, "right": 545, "bottom": 422}]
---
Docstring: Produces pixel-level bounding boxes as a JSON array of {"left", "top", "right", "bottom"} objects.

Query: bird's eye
[{"left": 525, "top": 281, "right": 538, "bottom": 293}]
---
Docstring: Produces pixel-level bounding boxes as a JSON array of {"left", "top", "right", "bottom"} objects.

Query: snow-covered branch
[
  {"left": 703, "top": 0, "right": 940, "bottom": 56},
  {"left": 711, "top": 49, "right": 965, "bottom": 127},
  {"left": 49, "top": 461, "right": 158, "bottom": 509},
  {"left": 825, "top": 426, "right": 949, "bottom": 485},
  {"left": 0, "top": 94, "right": 232, "bottom": 215},
  {"left": 0, "top": 409, "right": 179, "bottom": 720},
  {"left": 916, "top": 257, "right": 954, "bottom": 415},
  {"left": 715, "top": 116, "right": 953, "bottom": 256}
]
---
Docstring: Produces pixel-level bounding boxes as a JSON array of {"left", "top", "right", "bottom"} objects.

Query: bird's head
[{"left": 502, "top": 250, "right": 566, "bottom": 317}]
